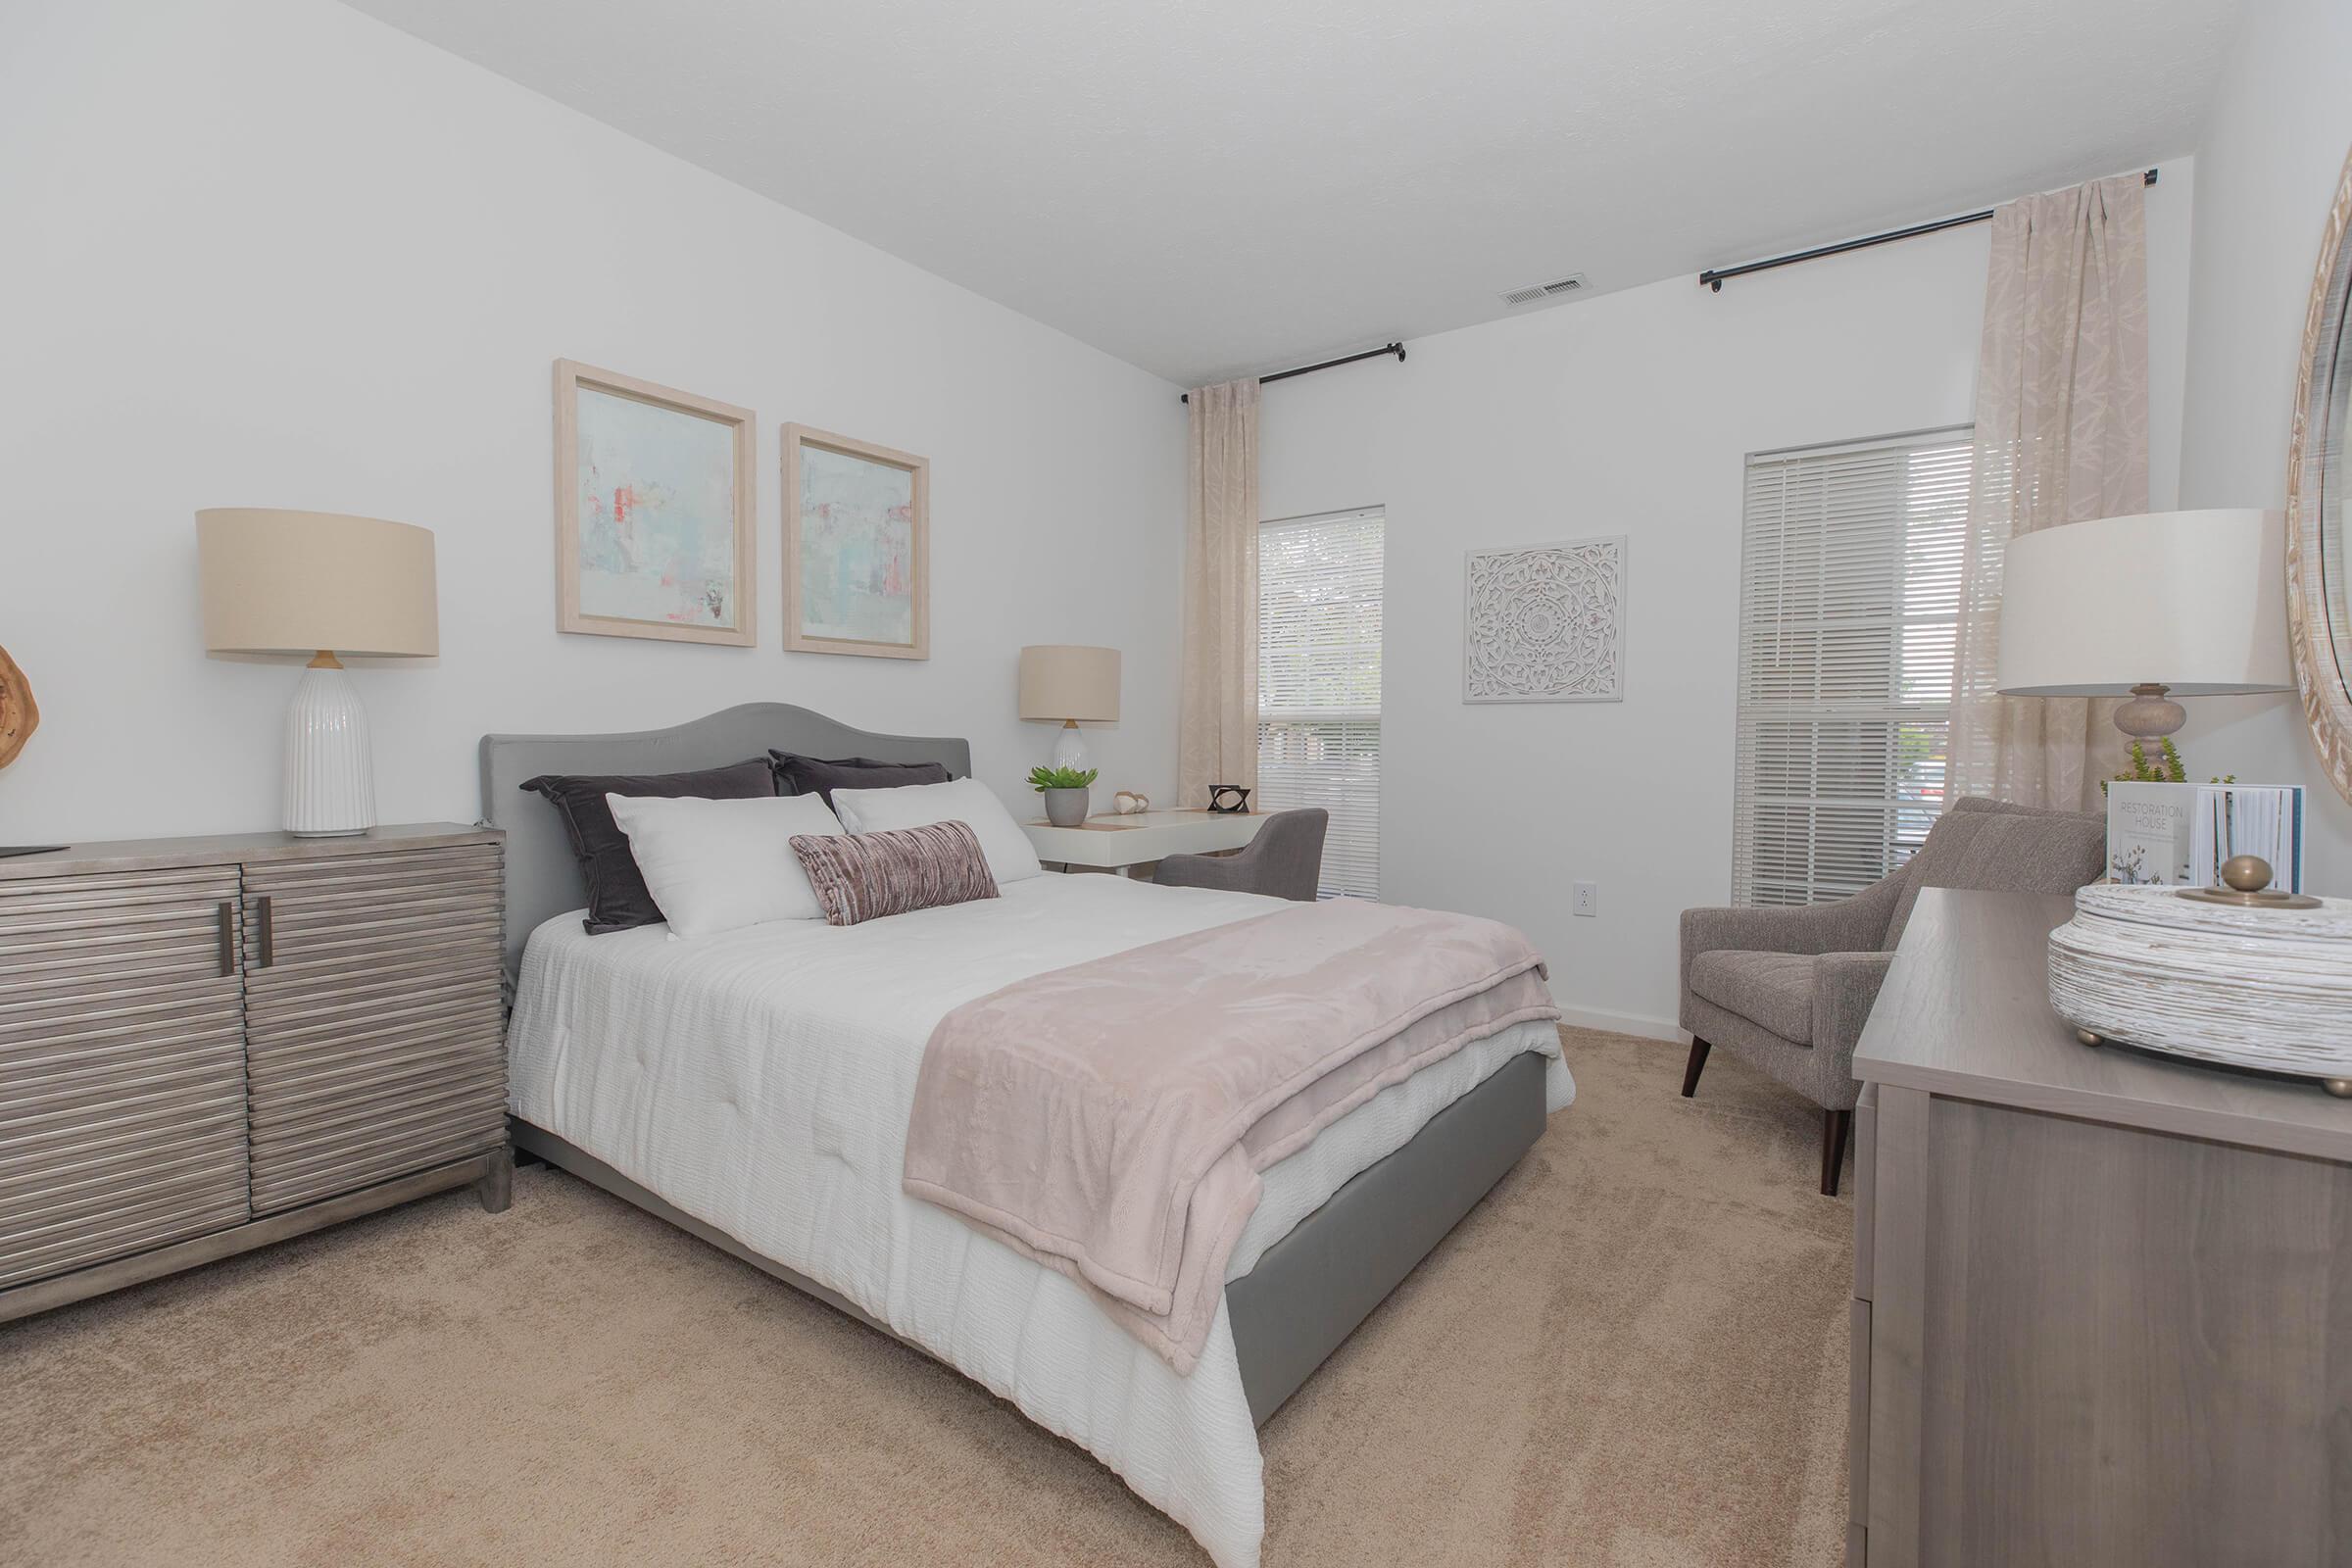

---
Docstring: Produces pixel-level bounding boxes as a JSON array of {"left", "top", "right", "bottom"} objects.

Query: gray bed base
[
  {"left": 513, "top": 1051, "right": 1543, "bottom": 1426},
  {"left": 480, "top": 704, "right": 1550, "bottom": 1426}
]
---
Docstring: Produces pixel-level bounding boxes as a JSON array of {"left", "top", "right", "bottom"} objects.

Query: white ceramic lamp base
[
  {"left": 1050, "top": 720, "right": 1090, "bottom": 772},
  {"left": 283, "top": 659, "right": 375, "bottom": 837}
]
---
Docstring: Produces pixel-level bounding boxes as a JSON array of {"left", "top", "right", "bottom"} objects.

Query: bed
[{"left": 481, "top": 703, "right": 1574, "bottom": 1568}]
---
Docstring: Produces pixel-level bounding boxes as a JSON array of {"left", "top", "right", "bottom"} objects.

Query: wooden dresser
[
  {"left": 1847, "top": 888, "right": 2352, "bottom": 1567},
  {"left": 0, "top": 823, "right": 510, "bottom": 1323}
]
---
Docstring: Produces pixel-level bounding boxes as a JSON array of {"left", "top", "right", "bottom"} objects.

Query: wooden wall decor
[
  {"left": 0, "top": 645, "right": 36, "bottom": 768},
  {"left": 1463, "top": 535, "right": 1628, "bottom": 703}
]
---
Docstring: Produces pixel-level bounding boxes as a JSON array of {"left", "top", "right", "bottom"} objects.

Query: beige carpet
[{"left": 0, "top": 1030, "right": 1852, "bottom": 1567}]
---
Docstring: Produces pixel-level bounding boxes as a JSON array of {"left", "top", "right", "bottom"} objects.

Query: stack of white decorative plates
[{"left": 2048, "top": 882, "right": 2352, "bottom": 1090}]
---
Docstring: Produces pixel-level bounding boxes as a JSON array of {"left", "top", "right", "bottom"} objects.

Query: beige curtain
[
  {"left": 1947, "top": 173, "right": 2151, "bottom": 812},
  {"left": 1178, "top": 377, "right": 1260, "bottom": 806}
]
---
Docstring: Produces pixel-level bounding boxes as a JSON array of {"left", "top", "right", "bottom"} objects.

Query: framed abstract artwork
[
  {"left": 554, "top": 359, "right": 756, "bottom": 646},
  {"left": 1463, "top": 535, "right": 1627, "bottom": 703},
  {"left": 783, "top": 423, "right": 929, "bottom": 660}
]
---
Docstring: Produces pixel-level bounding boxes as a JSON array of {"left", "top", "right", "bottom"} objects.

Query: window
[
  {"left": 1258, "top": 508, "right": 1383, "bottom": 899},
  {"left": 1732, "top": 429, "right": 1971, "bottom": 906}
]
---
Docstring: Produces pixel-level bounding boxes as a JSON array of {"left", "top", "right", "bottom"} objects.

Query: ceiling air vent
[{"left": 1500, "top": 273, "right": 1588, "bottom": 308}]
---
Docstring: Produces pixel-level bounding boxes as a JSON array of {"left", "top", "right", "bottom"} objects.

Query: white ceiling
[{"left": 342, "top": 0, "right": 2247, "bottom": 388}]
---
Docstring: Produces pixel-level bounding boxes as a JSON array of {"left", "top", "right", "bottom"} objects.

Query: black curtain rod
[
  {"left": 1181, "top": 341, "right": 1405, "bottom": 403},
  {"left": 1698, "top": 169, "right": 2159, "bottom": 292}
]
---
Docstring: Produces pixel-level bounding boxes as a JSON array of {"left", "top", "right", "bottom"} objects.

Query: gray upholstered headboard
[{"left": 479, "top": 702, "right": 972, "bottom": 976}]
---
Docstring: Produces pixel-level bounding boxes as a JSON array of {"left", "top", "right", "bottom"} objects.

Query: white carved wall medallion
[{"left": 1463, "top": 536, "right": 1626, "bottom": 703}]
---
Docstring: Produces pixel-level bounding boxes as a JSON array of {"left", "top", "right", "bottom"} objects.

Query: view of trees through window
[{"left": 1257, "top": 509, "right": 1384, "bottom": 899}]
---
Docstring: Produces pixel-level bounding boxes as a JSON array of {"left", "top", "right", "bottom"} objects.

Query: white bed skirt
[{"left": 506, "top": 875, "right": 1573, "bottom": 1567}]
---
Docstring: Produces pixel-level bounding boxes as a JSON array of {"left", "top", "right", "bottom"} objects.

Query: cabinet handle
[
  {"left": 217, "top": 901, "right": 236, "bottom": 977},
  {"left": 256, "top": 895, "right": 275, "bottom": 968}
]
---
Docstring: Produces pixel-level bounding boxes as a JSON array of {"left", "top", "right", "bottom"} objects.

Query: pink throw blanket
[{"left": 902, "top": 900, "right": 1560, "bottom": 1371}]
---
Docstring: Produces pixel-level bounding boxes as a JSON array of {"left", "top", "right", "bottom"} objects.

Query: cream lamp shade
[
  {"left": 195, "top": 508, "right": 439, "bottom": 838},
  {"left": 196, "top": 509, "right": 438, "bottom": 658},
  {"left": 1019, "top": 645, "right": 1120, "bottom": 722},
  {"left": 1019, "top": 644, "right": 1119, "bottom": 771},
  {"left": 1995, "top": 509, "right": 2291, "bottom": 742}
]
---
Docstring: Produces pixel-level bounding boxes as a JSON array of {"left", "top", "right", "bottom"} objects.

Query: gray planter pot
[{"left": 1042, "top": 788, "right": 1090, "bottom": 828}]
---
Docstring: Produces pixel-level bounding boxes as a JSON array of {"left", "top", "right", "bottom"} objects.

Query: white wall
[
  {"left": 2172, "top": 0, "right": 2352, "bottom": 891},
  {"left": 0, "top": 0, "right": 1184, "bottom": 847},
  {"left": 1260, "top": 165, "right": 2197, "bottom": 1036}
]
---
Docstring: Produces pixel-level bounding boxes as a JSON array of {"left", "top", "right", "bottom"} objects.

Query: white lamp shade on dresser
[
  {"left": 196, "top": 509, "right": 438, "bottom": 659},
  {"left": 196, "top": 509, "right": 439, "bottom": 837},
  {"left": 1994, "top": 509, "right": 2291, "bottom": 698}
]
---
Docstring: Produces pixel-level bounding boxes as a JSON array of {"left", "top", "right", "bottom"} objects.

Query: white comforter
[{"left": 506, "top": 874, "right": 1573, "bottom": 1568}]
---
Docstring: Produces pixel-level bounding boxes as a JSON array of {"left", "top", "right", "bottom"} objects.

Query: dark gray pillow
[
  {"left": 768, "top": 752, "right": 951, "bottom": 808},
  {"left": 521, "top": 759, "right": 776, "bottom": 934},
  {"left": 1883, "top": 806, "right": 2107, "bottom": 951}
]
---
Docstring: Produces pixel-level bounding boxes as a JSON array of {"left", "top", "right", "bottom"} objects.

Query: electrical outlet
[{"left": 1572, "top": 881, "right": 1597, "bottom": 917}]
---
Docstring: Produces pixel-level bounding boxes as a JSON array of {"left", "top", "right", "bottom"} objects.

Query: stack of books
[{"left": 2104, "top": 782, "right": 2305, "bottom": 891}]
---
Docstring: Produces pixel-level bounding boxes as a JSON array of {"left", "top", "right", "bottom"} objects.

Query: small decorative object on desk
[
  {"left": 1206, "top": 784, "right": 1250, "bottom": 814},
  {"left": 1026, "top": 764, "right": 1098, "bottom": 828},
  {"left": 1112, "top": 791, "right": 1150, "bottom": 815},
  {"left": 2049, "top": 857, "right": 2352, "bottom": 1095}
]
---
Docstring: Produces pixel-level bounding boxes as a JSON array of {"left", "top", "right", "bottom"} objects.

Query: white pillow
[
  {"left": 828, "top": 775, "right": 1043, "bottom": 885},
  {"left": 605, "top": 792, "right": 846, "bottom": 938}
]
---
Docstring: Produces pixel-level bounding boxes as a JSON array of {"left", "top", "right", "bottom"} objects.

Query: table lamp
[
  {"left": 1018, "top": 645, "right": 1120, "bottom": 770},
  {"left": 1994, "top": 509, "right": 2291, "bottom": 751},
  {"left": 197, "top": 508, "right": 438, "bottom": 836}
]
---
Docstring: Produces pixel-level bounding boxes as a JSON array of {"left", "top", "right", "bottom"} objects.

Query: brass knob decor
[
  {"left": 2177, "top": 855, "right": 2323, "bottom": 910},
  {"left": 2223, "top": 855, "right": 2275, "bottom": 892}
]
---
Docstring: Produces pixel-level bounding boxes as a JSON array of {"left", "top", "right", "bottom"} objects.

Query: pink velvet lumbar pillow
[{"left": 790, "top": 819, "right": 1002, "bottom": 927}]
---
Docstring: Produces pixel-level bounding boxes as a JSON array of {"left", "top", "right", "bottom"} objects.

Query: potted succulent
[{"left": 1026, "top": 763, "right": 1099, "bottom": 827}]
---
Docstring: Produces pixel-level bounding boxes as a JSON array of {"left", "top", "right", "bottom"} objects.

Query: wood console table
[
  {"left": 1848, "top": 888, "right": 2352, "bottom": 1567},
  {"left": 0, "top": 824, "right": 510, "bottom": 1324}
]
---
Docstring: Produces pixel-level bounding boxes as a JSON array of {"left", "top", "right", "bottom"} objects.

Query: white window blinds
[
  {"left": 1733, "top": 428, "right": 1971, "bottom": 906},
  {"left": 1258, "top": 508, "right": 1383, "bottom": 899}
]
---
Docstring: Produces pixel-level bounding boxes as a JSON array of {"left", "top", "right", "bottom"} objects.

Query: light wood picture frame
[
  {"left": 782, "top": 422, "right": 930, "bottom": 660},
  {"left": 554, "top": 359, "right": 757, "bottom": 646}
]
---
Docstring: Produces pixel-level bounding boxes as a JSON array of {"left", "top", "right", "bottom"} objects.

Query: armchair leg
[
  {"left": 1820, "top": 1108, "right": 1852, "bottom": 1198},
  {"left": 1680, "top": 1038, "right": 1711, "bottom": 1099}
]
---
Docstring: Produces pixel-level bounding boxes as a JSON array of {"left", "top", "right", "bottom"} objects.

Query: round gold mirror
[{"left": 2286, "top": 142, "right": 2352, "bottom": 807}]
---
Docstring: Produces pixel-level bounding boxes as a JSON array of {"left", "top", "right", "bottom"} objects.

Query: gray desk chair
[
  {"left": 1679, "top": 797, "right": 2107, "bottom": 1196},
  {"left": 1154, "top": 808, "right": 1329, "bottom": 902}
]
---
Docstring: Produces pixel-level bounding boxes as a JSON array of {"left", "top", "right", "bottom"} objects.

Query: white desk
[{"left": 1021, "top": 808, "right": 1266, "bottom": 872}]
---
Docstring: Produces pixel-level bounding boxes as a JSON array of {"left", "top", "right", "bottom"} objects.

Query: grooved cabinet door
[
  {"left": 241, "top": 844, "right": 505, "bottom": 1214},
  {"left": 0, "top": 865, "right": 250, "bottom": 1288}
]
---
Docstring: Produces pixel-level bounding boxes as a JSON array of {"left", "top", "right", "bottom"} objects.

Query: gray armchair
[
  {"left": 1680, "top": 797, "right": 2106, "bottom": 1196},
  {"left": 1154, "top": 808, "right": 1329, "bottom": 901}
]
